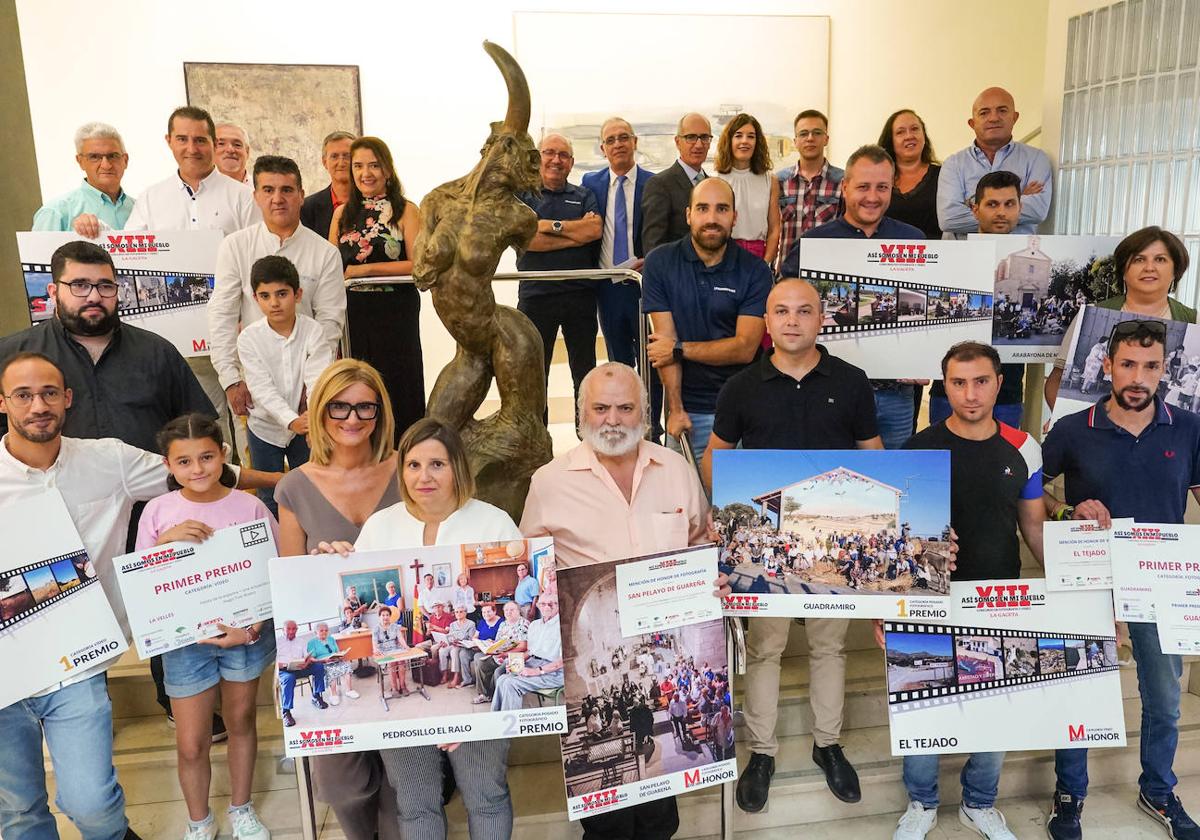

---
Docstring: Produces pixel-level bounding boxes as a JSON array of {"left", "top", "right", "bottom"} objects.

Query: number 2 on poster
[{"left": 502, "top": 714, "right": 517, "bottom": 736}]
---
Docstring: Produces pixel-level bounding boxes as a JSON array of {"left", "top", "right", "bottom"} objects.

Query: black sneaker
[
  {"left": 211, "top": 713, "right": 228, "bottom": 743},
  {"left": 312, "top": 693, "right": 329, "bottom": 710},
  {"left": 166, "top": 711, "right": 175, "bottom": 729},
  {"left": 812, "top": 743, "right": 861, "bottom": 803},
  {"left": 1046, "top": 790, "right": 1083, "bottom": 840},
  {"left": 735, "top": 752, "right": 774, "bottom": 813},
  {"left": 124, "top": 829, "right": 145, "bottom": 840},
  {"left": 1138, "top": 792, "right": 1200, "bottom": 840},
  {"left": 282, "top": 709, "right": 296, "bottom": 727}
]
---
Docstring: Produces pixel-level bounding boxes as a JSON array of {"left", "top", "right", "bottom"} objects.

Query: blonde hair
[
  {"left": 305, "top": 359, "right": 396, "bottom": 466},
  {"left": 397, "top": 417, "right": 475, "bottom": 511}
]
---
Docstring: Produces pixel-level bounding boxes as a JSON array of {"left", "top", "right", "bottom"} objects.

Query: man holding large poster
[{"left": 1042, "top": 320, "right": 1200, "bottom": 840}]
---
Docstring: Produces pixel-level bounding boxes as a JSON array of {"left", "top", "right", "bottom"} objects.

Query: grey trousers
[
  {"left": 380, "top": 739, "right": 512, "bottom": 840},
  {"left": 311, "top": 751, "right": 401, "bottom": 840}
]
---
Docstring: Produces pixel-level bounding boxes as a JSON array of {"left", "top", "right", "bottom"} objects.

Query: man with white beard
[{"left": 520, "top": 360, "right": 719, "bottom": 838}]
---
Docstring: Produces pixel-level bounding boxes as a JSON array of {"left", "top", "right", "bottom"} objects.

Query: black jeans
[
  {"left": 518, "top": 288, "right": 598, "bottom": 424},
  {"left": 581, "top": 797, "right": 680, "bottom": 840},
  {"left": 346, "top": 285, "right": 425, "bottom": 442}
]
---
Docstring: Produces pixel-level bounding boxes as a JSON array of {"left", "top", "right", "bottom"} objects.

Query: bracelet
[
  {"left": 245, "top": 626, "right": 260, "bottom": 645},
  {"left": 1054, "top": 504, "right": 1075, "bottom": 522}
]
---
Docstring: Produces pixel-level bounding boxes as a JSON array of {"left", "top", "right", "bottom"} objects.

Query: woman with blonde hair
[{"left": 713, "top": 113, "right": 780, "bottom": 264}]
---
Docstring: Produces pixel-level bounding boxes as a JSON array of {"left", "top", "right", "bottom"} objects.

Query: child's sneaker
[{"left": 229, "top": 802, "right": 271, "bottom": 840}]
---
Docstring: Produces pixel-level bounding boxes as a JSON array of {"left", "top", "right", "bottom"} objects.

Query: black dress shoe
[
  {"left": 282, "top": 709, "right": 296, "bottom": 727},
  {"left": 312, "top": 693, "right": 329, "bottom": 710},
  {"left": 812, "top": 743, "right": 861, "bottom": 803},
  {"left": 736, "top": 752, "right": 775, "bottom": 813}
]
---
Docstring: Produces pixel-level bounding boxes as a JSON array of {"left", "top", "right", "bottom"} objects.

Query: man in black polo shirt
[
  {"left": 1042, "top": 321, "right": 1200, "bottom": 840},
  {"left": 517, "top": 133, "right": 602, "bottom": 415},
  {"left": 891, "top": 341, "right": 1044, "bottom": 840},
  {"left": 701, "top": 278, "right": 881, "bottom": 812}
]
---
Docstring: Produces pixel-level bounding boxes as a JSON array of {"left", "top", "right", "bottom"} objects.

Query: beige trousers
[{"left": 742, "top": 616, "right": 849, "bottom": 753}]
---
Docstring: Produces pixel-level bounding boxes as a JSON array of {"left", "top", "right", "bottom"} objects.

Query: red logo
[
  {"left": 580, "top": 789, "right": 620, "bottom": 810},
  {"left": 684, "top": 769, "right": 701, "bottom": 787},
  {"left": 973, "top": 584, "right": 1031, "bottom": 608},
  {"left": 871, "top": 243, "right": 928, "bottom": 264},
  {"left": 105, "top": 234, "right": 163, "bottom": 254},
  {"left": 297, "top": 729, "right": 345, "bottom": 749},
  {"left": 1165, "top": 450, "right": 1176, "bottom": 458},
  {"left": 192, "top": 339, "right": 208, "bottom": 352},
  {"left": 722, "top": 594, "right": 764, "bottom": 612},
  {"left": 1069, "top": 724, "right": 1086, "bottom": 742}
]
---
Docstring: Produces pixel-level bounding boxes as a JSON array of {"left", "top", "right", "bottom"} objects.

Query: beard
[
  {"left": 12, "top": 411, "right": 63, "bottom": 444},
  {"left": 692, "top": 225, "right": 730, "bottom": 252},
  {"left": 1113, "top": 384, "right": 1154, "bottom": 411},
  {"left": 57, "top": 299, "right": 118, "bottom": 337},
  {"left": 583, "top": 420, "right": 644, "bottom": 457}
]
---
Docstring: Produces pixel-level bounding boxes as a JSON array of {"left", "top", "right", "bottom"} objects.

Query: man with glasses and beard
[
  {"left": 520, "top": 360, "right": 719, "bottom": 839},
  {"left": 1042, "top": 319, "right": 1200, "bottom": 840}
]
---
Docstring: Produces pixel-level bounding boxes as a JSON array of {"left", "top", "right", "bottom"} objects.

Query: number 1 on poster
[{"left": 896, "top": 599, "right": 907, "bottom": 618}]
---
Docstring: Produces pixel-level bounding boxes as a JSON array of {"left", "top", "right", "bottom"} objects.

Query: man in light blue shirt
[
  {"left": 33, "top": 122, "right": 134, "bottom": 236},
  {"left": 937, "top": 87, "right": 1051, "bottom": 239},
  {"left": 513, "top": 560, "right": 540, "bottom": 619}
]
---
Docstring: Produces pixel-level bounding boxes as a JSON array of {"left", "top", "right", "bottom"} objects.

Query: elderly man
[
  {"left": 491, "top": 592, "right": 563, "bottom": 711},
  {"left": 277, "top": 620, "right": 329, "bottom": 727},
  {"left": 208, "top": 155, "right": 346, "bottom": 443},
  {"left": 33, "top": 121, "right": 134, "bottom": 236},
  {"left": 642, "top": 177, "right": 771, "bottom": 459},
  {"left": 642, "top": 112, "right": 712, "bottom": 253},
  {"left": 215, "top": 122, "right": 252, "bottom": 185},
  {"left": 937, "top": 86, "right": 1052, "bottom": 238},
  {"left": 517, "top": 133, "right": 602, "bottom": 415},
  {"left": 774, "top": 109, "right": 843, "bottom": 275},
  {"left": 300, "top": 130, "right": 356, "bottom": 238}
]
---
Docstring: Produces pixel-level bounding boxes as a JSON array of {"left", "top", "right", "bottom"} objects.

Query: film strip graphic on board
[
  {"left": 0, "top": 550, "right": 96, "bottom": 634},
  {"left": 799, "top": 268, "right": 994, "bottom": 338},
  {"left": 23, "top": 263, "right": 214, "bottom": 325},
  {"left": 883, "top": 620, "right": 1118, "bottom": 708}
]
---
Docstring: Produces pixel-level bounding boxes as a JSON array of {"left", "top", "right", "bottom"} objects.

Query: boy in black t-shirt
[{"left": 889, "top": 341, "right": 1045, "bottom": 840}]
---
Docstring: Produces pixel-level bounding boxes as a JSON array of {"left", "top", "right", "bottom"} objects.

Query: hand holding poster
[
  {"left": 1042, "top": 518, "right": 1132, "bottom": 591},
  {"left": 267, "top": 538, "right": 565, "bottom": 756},
  {"left": 0, "top": 491, "right": 127, "bottom": 708},
  {"left": 115, "top": 519, "right": 277, "bottom": 658},
  {"left": 884, "top": 579, "right": 1125, "bottom": 755},
  {"left": 714, "top": 449, "right": 953, "bottom": 620},
  {"left": 558, "top": 547, "right": 734, "bottom": 820}
]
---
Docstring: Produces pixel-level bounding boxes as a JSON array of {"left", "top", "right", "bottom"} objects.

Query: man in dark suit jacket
[
  {"left": 640, "top": 112, "right": 713, "bottom": 253},
  {"left": 299, "top": 130, "right": 355, "bottom": 239}
]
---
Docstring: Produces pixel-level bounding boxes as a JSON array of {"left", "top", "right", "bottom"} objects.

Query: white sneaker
[
  {"left": 229, "top": 803, "right": 271, "bottom": 840},
  {"left": 894, "top": 801, "right": 937, "bottom": 839},
  {"left": 327, "top": 692, "right": 341, "bottom": 706},
  {"left": 345, "top": 689, "right": 361, "bottom": 699},
  {"left": 959, "top": 804, "right": 1017, "bottom": 839},
  {"left": 182, "top": 816, "right": 218, "bottom": 840}
]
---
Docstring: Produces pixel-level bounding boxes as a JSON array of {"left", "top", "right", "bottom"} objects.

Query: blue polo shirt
[
  {"left": 1042, "top": 397, "right": 1200, "bottom": 524},
  {"left": 642, "top": 236, "right": 772, "bottom": 414},
  {"left": 778, "top": 215, "right": 925, "bottom": 277},
  {"left": 517, "top": 183, "right": 600, "bottom": 299}
]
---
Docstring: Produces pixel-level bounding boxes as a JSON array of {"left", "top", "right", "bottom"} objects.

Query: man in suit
[
  {"left": 300, "top": 130, "right": 356, "bottom": 239},
  {"left": 641, "top": 112, "right": 712, "bottom": 254}
]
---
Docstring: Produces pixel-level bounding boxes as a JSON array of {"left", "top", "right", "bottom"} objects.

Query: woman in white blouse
[
  {"left": 355, "top": 417, "right": 520, "bottom": 840},
  {"left": 714, "top": 112, "right": 781, "bottom": 266}
]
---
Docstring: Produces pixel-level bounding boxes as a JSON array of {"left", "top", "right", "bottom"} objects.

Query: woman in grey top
[{"left": 275, "top": 360, "right": 403, "bottom": 840}]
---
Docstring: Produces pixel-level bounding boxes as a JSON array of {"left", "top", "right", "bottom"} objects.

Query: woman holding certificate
[
  {"left": 355, "top": 417, "right": 521, "bottom": 840},
  {"left": 275, "top": 359, "right": 402, "bottom": 840}
]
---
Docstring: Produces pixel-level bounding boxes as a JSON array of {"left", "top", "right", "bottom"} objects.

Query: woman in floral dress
[{"left": 329, "top": 136, "right": 424, "bottom": 439}]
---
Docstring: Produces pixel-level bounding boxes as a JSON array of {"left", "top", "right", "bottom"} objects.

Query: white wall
[{"left": 16, "top": 0, "right": 1050, "bottom": 392}]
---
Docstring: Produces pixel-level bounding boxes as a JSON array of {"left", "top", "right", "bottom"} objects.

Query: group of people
[{"left": 4, "top": 73, "right": 1196, "bottom": 840}]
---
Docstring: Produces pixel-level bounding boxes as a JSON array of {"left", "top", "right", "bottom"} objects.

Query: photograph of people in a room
[
  {"left": 713, "top": 450, "right": 952, "bottom": 598},
  {"left": 558, "top": 561, "right": 733, "bottom": 800},
  {"left": 269, "top": 538, "right": 563, "bottom": 729}
]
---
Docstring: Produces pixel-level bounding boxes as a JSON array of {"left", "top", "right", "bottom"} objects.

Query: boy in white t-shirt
[{"left": 236, "top": 255, "right": 333, "bottom": 516}]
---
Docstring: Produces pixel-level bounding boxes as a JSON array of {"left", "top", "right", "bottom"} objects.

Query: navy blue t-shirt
[
  {"left": 517, "top": 183, "right": 600, "bottom": 298},
  {"left": 778, "top": 215, "right": 925, "bottom": 278},
  {"left": 641, "top": 237, "right": 772, "bottom": 413},
  {"left": 1042, "top": 398, "right": 1200, "bottom": 524}
]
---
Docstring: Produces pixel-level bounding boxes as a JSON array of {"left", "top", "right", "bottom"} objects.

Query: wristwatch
[
  {"left": 672, "top": 340, "right": 684, "bottom": 363},
  {"left": 245, "top": 626, "right": 261, "bottom": 646},
  {"left": 1054, "top": 504, "right": 1075, "bottom": 521},
  {"left": 551, "top": 220, "right": 564, "bottom": 235}
]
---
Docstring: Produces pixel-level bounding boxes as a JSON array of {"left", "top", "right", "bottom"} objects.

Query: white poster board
[{"left": 1042, "top": 518, "right": 1132, "bottom": 591}]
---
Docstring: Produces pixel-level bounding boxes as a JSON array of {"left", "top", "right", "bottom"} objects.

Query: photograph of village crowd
[
  {"left": 885, "top": 628, "right": 1119, "bottom": 696},
  {"left": 712, "top": 450, "right": 952, "bottom": 598},
  {"left": 557, "top": 561, "right": 733, "bottom": 800},
  {"left": 811, "top": 277, "right": 991, "bottom": 332}
]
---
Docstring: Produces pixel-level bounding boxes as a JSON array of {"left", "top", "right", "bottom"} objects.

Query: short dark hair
[
  {"left": 156, "top": 412, "right": 237, "bottom": 490},
  {"left": 1114, "top": 226, "right": 1190, "bottom": 292},
  {"left": 378, "top": 606, "right": 394, "bottom": 617},
  {"left": 253, "top": 154, "right": 303, "bottom": 190},
  {"left": 973, "top": 171, "right": 1022, "bottom": 206},
  {"left": 940, "top": 341, "right": 1002, "bottom": 377},
  {"left": 50, "top": 240, "right": 115, "bottom": 283},
  {"left": 845, "top": 144, "right": 894, "bottom": 173},
  {"left": 167, "top": 106, "right": 216, "bottom": 142},
  {"left": 793, "top": 109, "right": 829, "bottom": 129},
  {"left": 0, "top": 351, "right": 62, "bottom": 390},
  {"left": 250, "top": 255, "right": 300, "bottom": 292},
  {"left": 1107, "top": 319, "right": 1168, "bottom": 358}
]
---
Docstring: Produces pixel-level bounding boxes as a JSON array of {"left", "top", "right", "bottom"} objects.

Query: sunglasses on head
[{"left": 1107, "top": 319, "right": 1167, "bottom": 356}]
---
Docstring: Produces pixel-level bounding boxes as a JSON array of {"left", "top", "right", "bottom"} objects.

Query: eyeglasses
[
  {"left": 3, "top": 388, "right": 65, "bottom": 407},
  {"left": 795, "top": 129, "right": 828, "bottom": 140},
  {"left": 81, "top": 152, "right": 124, "bottom": 164},
  {"left": 1107, "top": 319, "right": 1167, "bottom": 355},
  {"left": 65, "top": 281, "right": 119, "bottom": 298},
  {"left": 679, "top": 133, "right": 713, "bottom": 145},
  {"left": 540, "top": 149, "right": 573, "bottom": 161},
  {"left": 602, "top": 133, "right": 634, "bottom": 146},
  {"left": 325, "top": 400, "right": 381, "bottom": 420}
]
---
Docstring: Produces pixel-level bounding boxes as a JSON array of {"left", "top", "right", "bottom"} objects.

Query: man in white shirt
[
  {"left": 215, "top": 122, "right": 252, "bottom": 186},
  {"left": 491, "top": 592, "right": 563, "bottom": 711},
  {"left": 209, "top": 155, "right": 345, "bottom": 442}
]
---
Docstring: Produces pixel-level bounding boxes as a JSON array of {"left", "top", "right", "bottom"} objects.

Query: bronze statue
[{"left": 411, "top": 40, "right": 553, "bottom": 521}]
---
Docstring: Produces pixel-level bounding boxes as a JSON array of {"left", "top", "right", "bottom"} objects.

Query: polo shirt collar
[
  {"left": 541, "top": 182, "right": 571, "bottom": 195},
  {"left": 1087, "top": 396, "right": 1174, "bottom": 430},
  {"left": 81, "top": 179, "right": 127, "bottom": 207},
  {"left": 679, "top": 236, "right": 738, "bottom": 269},
  {"left": 758, "top": 346, "right": 832, "bottom": 380},
  {"left": 566, "top": 439, "right": 662, "bottom": 503},
  {"left": 971, "top": 139, "right": 1015, "bottom": 162},
  {"left": 49, "top": 314, "right": 121, "bottom": 350}
]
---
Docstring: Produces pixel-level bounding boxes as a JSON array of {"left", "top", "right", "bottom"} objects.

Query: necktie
[
  {"left": 613, "top": 174, "right": 629, "bottom": 266},
  {"left": 693, "top": 171, "right": 705, "bottom": 185}
]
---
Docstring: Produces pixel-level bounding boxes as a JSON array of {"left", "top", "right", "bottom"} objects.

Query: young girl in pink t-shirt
[{"left": 136, "top": 413, "right": 279, "bottom": 840}]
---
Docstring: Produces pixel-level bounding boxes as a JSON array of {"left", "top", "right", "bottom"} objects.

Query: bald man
[
  {"left": 642, "top": 112, "right": 713, "bottom": 252},
  {"left": 517, "top": 132, "right": 603, "bottom": 416},
  {"left": 642, "top": 177, "right": 771, "bottom": 460},
  {"left": 937, "top": 86, "right": 1052, "bottom": 238}
]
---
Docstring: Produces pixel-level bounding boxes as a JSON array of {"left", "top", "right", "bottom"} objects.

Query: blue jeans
[
  {"left": 247, "top": 428, "right": 310, "bottom": 518},
  {"left": 874, "top": 385, "right": 915, "bottom": 450},
  {"left": 666, "top": 411, "right": 714, "bottom": 463},
  {"left": 903, "top": 751, "right": 1005, "bottom": 808},
  {"left": 0, "top": 674, "right": 127, "bottom": 840},
  {"left": 279, "top": 663, "right": 327, "bottom": 711},
  {"left": 929, "top": 396, "right": 1024, "bottom": 429},
  {"left": 1055, "top": 621, "right": 1182, "bottom": 799}
]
